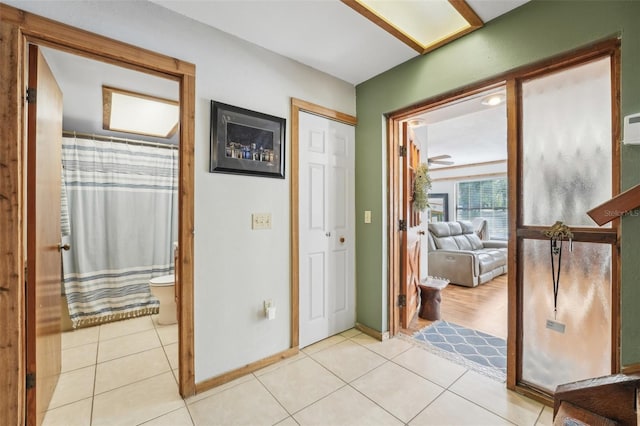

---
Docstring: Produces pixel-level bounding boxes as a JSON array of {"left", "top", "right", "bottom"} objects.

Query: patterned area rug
[{"left": 411, "top": 320, "right": 507, "bottom": 382}]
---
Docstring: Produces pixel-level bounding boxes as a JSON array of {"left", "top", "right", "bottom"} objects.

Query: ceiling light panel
[
  {"left": 343, "top": 0, "right": 483, "bottom": 54},
  {"left": 103, "top": 86, "right": 179, "bottom": 138},
  {"left": 361, "top": 0, "right": 469, "bottom": 46}
]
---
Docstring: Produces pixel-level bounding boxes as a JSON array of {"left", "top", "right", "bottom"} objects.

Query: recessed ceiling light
[
  {"left": 103, "top": 86, "right": 179, "bottom": 138},
  {"left": 481, "top": 93, "right": 506, "bottom": 106},
  {"left": 408, "top": 118, "right": 426, "bottom": 128}
]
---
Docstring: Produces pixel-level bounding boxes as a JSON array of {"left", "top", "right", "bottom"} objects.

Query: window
[{"left": 456, "top": 178, "right": 508, "bottom": 240}]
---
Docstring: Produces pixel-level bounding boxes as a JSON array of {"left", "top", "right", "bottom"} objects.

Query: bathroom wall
[{"left": 6, "top": 0, "right": 355, "bottom": 381}]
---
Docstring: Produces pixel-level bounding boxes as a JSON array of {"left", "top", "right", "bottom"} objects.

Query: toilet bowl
[{"left": 149, "top": 274, "right": 177, "bottom": 325}]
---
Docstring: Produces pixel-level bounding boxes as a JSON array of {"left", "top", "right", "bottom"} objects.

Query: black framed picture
[
  {"left": 428, "top": 193, "right": 449, "bottom": 222},
  {"left": 210, "top": 101, "right": 286, "bottom": 178}
]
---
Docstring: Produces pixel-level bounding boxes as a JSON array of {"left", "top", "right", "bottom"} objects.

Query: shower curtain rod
[{"left": 62, "top": 130, "right": 179, "bottom": 150}]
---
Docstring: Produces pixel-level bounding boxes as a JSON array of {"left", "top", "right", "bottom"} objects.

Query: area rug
[{"left": 409, "top": 320, "right": 507, "bottom": 382}]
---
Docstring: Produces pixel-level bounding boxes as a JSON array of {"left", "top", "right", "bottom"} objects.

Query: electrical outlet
[
  {"left": 364, "top": 210, "right": 372, "bottom": 224},
  {"left": 252, "top": 213, "right": 272, "bottom": 230}
]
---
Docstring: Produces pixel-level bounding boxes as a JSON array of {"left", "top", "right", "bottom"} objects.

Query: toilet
[{"left": 149, "top": 274, "right": 177, "bottom": 325}]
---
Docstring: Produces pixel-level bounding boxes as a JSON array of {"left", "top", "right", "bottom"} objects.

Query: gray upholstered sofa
[{"left": 427, "top": 220, "right": 507, "bottom": 287}]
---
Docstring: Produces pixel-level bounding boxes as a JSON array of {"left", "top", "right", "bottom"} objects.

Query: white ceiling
[{"left": 151, "top": 0, "right": 530, "bottom": 85}]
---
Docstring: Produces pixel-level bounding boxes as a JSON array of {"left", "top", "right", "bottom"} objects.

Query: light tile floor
[{"left": 44, "top": 318, "right": 554, "bottom": 425}]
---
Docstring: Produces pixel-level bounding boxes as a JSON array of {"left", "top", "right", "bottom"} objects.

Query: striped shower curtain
[{"left": 61, "top": 136, "right": 178, "bottom": 327}]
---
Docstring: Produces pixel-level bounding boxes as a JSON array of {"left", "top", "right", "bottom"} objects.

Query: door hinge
[
  {"left": 398, "top": 219, "right": 407, "bottom": 231},
  {"left": 26, "top": 372, "right": 35, "bottom": 390},
  {"left": 397, "top": 294, "right": 406, "bottom": 307},
  {"left": 399, "top": 145, "right": 407, "bottom": 157},
  {"left": 26, "top": 87, "right": 37, "bottom": 104}
]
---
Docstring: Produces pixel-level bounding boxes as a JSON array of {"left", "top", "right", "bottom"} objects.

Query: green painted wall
[{"left": 355, "top": 0, "right": 640, "bottom": 365}]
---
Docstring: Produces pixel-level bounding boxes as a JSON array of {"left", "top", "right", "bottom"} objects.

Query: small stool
[{"left": 418, "top": 277, "right": 449, "bottom": 321}]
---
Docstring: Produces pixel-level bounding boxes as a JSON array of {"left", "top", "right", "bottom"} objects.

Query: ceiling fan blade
[{"left": 428, "top": 154, "right": 452, "bottom": 161}]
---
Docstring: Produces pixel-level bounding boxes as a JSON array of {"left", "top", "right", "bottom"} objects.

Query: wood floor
[{"left": 402, "top": 275, "right": 508, "bottom": 339}]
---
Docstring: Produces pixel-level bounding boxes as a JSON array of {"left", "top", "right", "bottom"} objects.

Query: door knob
[
  {"left": 58, "top": 243, "right": 70, "bottom": 251},
  {"left": 339, "top": 237, "right": 345, "bottom": 243},
  {"left": 418, "top": 230, "right": 425, "bottom": 235}
]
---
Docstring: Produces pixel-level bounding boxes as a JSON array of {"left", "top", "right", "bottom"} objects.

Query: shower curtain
[{"left": 61, "top": 135, "right": 178, "bottom": 327}]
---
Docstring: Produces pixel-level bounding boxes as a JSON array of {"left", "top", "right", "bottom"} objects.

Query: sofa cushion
[
  {"left": 465, "top": 233, "right": 484, "bottom": 250},
  {"left": 453, "top": 235, "right": 473, "bottom": 250},
  {"left": 434, "top": 236, "right": 459, "bottom": 251},
  {"left": 458, "top": 220, "right": 475, "bottom": 234},
  {"left": 428, "top": 222, "right": 452, "bottom": 237}
]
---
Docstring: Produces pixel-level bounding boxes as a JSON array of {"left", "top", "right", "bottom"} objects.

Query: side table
[{"left": 418, "top": 277, "right": 450, "bottom": 321}]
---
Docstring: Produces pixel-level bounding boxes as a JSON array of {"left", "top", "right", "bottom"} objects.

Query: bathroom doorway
[
  {"left": 0, "top": 6, "right": 196, "bottom": 422},
  {"left": 30, "top": 43, "right": 187, "bottom": 421}
]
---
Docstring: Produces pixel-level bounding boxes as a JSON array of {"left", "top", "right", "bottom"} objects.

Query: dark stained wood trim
[
  {"left": 587, "top": 184, "right": 640, "bottom": 226},
  {"left": 0, "top": 18, "right": 25, "bottom": 426},
  {"left": 516, "top": 228, "right": 618, "bottom": 245},
  {"left": 506, "top": 78, "right": 519, "bottom": 391},
  {"left": 291, "top": 98, "right": 356, "bottom": 126},
  {"left": 290, "top": 99, "right": 300, "bottom": 349},
  {"left": 0, "top": 4, "right": 194, "bottom": 78},
  {"left": 449, "top": 0, "right": 483, "bottom": 27},
  {"left": 0, "top": 5, "right": 197, "bottom": 422},
  {"left": 178, "top": 73, "right": 196, "bottom": 398},
  {"left": 512, "top": 41, "right": 622, "bottom": 399},
  {"left": 356, "top": 322, "right": 388, "bottom": 341},
  {"left": 340, "top": 0, "right": 484, "bottom": 55},
  {"left": 387, "top": 117, "right": 400, "bottom": 337},
  {"left": 389, "top": 38, "right": 620, "bottom": 121},
  {"left": 610, "top": 44, "right": 622, "bottom": 375},
  {"left": 194, "top": 348, "right": 299, "bottom": 393},
  {"left": 340, "top": 0, "right": 423, "bottom": 54}
]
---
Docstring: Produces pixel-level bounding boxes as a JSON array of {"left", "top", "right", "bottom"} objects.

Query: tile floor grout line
[
  {"left": 253, "top": 372, "right": 300, "bottom": 422},
  {"left": 405, "top": 387, "right": 448, "bottom": 425},
  {"left": 344, "top": 376, "right": 409, "bottom": 425},
  {"left": 446, "top": 386, "right": 521, "bottom": 425}
]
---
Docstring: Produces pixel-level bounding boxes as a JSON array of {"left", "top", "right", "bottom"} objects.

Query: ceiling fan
[{"left": 428, "top": 154, "right": 454, "bottom": 166}]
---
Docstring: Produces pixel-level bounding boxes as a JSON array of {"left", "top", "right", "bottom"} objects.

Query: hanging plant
[{"left": 413, "top": 162, "right": 432, "bottom": 211}]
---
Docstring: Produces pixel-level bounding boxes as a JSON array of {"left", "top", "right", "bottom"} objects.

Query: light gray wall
[{"left": 7, "top": 0, "right": 356, "bottom": 382}]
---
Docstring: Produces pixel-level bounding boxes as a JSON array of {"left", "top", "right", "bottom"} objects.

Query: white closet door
[{"left": 299, "top": 111, "right": 355, "bottom": 348}]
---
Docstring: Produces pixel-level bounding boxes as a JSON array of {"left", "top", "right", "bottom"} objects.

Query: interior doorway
[
  {"left": 0, "top": 6, "right": 196, "bottom": 423},
  {"left": 396, "top": 86, "right": 508, "bottom": 340},
  {"left": 387, "top": 39, "right": 621, "bottom": 403},
  {"left": 26, "top": 43, "right": 183, "bottom": 424}
]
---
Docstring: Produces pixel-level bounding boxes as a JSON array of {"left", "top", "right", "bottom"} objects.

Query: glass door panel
[
  {"left": 521, "top": 240, "right": 611, "bottom": 393},
  {"left": 519, "top": 55, "right": 614, "bottom": 394},
  {"left": 522, "top": 57, "right": 612, "bottom": 227}
]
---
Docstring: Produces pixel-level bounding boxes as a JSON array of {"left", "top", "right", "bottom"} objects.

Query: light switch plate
[
  {"left": 252, "top": 213, "right": 272, "bottom": 230},
  {"left": 364, "top": 210, "right": 372, "bottom": 224}
]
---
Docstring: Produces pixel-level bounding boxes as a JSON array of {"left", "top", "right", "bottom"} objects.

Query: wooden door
[
  {"left": 299, "top": 111, "right": 355, "bottom": 348},
  {"left": 400, "top": 124, "right": 422, "bottom": 328},
  {"left": 26, "top": 44, "right": 64, "bottom": 426}
]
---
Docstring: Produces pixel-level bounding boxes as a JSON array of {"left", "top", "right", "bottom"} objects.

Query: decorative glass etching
[
  {"left": 520, "top": 56, "right": 614, "bottom": 394},
  {"left": 521, "top": 240, "right": 611, "bottom": 393},
  {"left": 522, "top": 57, "right": 612, "bottom": 227}
]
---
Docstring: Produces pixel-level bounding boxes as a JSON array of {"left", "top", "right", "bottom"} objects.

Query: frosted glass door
[{"left": 519, "top": 57, "right": 614, "bottom": 393}]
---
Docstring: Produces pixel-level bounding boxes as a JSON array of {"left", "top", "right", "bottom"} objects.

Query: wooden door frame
[
  {"left": 0, "top": 5, "right": 196, "bottom": 423},
  {"left": 290, "top": 98, "right": 357, "bottom": 348},
  {"left": 386, "top": 38, "right": 622, "bottom": 403}
]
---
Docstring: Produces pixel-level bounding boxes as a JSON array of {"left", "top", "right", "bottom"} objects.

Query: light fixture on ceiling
[
  {"left": 103, "top": 86, "right": 179, "bottom": 138},
  {"left": 481, "top": 93, "right": 506, "bottom": 106},
  {"left": 341, "top": 0, "right": 483, "bottom": 55},
  {"left": 408, "top": 118, "right": 426, "bottom": 128}
]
